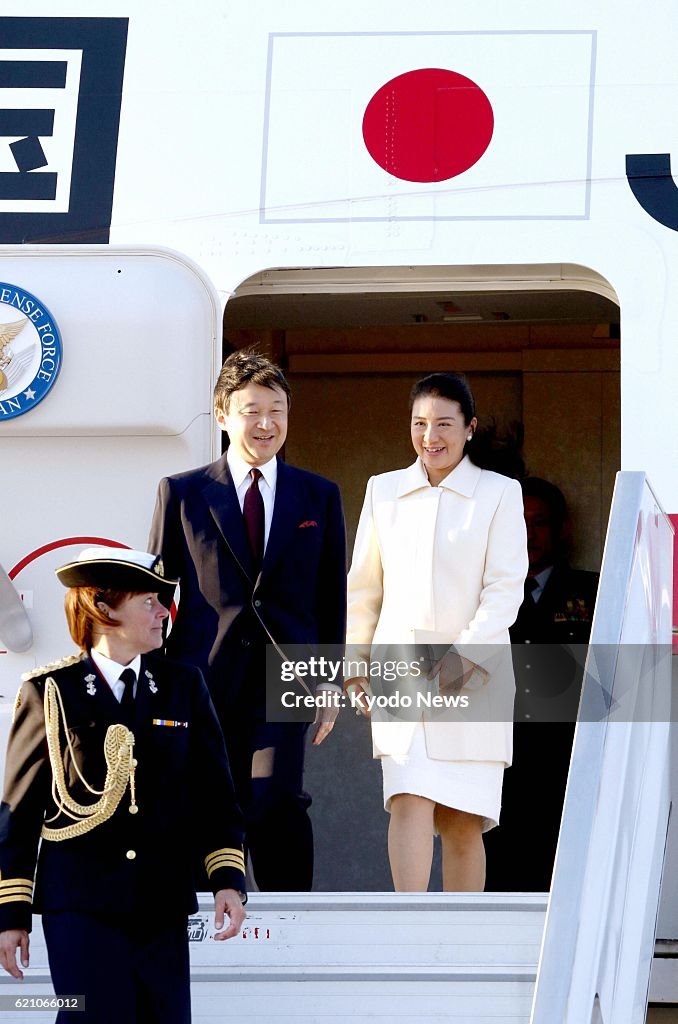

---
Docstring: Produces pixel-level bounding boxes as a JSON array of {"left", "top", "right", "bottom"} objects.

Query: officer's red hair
[{"left": 64, "top": 587, "right": 132, "bottom": 651}]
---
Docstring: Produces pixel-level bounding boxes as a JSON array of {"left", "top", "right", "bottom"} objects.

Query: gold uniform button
[{"left": 126, "top": 850, "right": 137, "bottom": 860}]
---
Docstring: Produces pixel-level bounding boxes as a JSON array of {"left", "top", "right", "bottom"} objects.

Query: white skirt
[{"left": 381, "top": 722, "right": 504, "bottom": 833}]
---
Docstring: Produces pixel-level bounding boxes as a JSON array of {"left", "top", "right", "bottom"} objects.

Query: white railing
[{"left": 531, "top": 472, "right": 674, "bottom": 1024}]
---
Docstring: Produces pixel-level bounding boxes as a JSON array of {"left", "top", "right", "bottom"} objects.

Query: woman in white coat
[{"left": 345, "top": 373, "right": 528, "bottom": 892}]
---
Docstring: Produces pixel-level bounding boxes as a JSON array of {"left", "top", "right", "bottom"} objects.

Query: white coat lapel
[{"left": 438, "top": 455, "right": 481, "bottom": 497}]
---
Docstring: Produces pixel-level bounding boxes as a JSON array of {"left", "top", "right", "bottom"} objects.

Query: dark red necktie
[{"left": 243, "top": 468, "right": 265, "bottom": 565}]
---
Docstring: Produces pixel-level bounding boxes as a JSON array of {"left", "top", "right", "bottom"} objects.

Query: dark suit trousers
[
  {"left": 484, "top": 722, "right": 575, "bottom": 891},
  {"left": 223, "top": 714, "right": 314, "bottom": 891},
  {"left": 42, "top": 911, "right": 190, "bottom": 1024},
  {"left": 206, "top": 626, "right": 314, "bottom": 891}
]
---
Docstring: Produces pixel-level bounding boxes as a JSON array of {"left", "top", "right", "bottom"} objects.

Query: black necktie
[
  {"left": 511, "top": 577, "right": 540, "bottom": 642},
  {"left": 119, "top": 667, "right": 136, "bottom": 724},
  {"left": 524, "top": 577, "right": 538, "bottom": 603},
  {"left": 243, "top": 468, "right": 265, "bottom": 565}
]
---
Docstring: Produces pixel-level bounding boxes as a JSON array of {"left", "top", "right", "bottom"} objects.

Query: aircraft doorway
[{"left": 223, "top": 263, "right": 621, "bottom": 892}]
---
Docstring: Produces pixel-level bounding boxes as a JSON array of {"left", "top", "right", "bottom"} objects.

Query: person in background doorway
[
  {"left": 0, "top": 547, "right": 246, "bottom": 1024},
  {"left": 511, "top": 477, "right": 599, "bottom": 646},
  {"left": 484, "top": 477, "right": 600, "bottom": 891}
]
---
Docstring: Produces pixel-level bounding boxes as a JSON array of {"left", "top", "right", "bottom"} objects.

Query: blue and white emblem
[{"left": 0, "top": 283, "right": 62, "bottom": 420}]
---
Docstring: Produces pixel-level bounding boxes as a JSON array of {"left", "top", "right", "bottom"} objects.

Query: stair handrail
[{"left": 531, "top": 471, "right": 674, "bottom": 1023}]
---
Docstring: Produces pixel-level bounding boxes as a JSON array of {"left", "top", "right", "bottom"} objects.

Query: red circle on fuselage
[{"left": 362, "top": 67, "right": 494, "bottom": 183}]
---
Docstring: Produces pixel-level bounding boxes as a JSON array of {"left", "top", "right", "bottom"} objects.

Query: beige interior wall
[{"left": 522, "top": 368, "right": 620, "bottom": 569}]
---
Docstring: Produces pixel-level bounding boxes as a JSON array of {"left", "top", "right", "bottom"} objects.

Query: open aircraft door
[{"left": 0, "top": 245, "right": 221, "bottom": 759}]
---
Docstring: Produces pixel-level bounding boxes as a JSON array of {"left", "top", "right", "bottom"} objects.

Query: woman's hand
[
  {"left": 214, "top": 889, "right": 247, "bottom": 941},
  {"left": 429, "top": 652, "right": 480, "bottom": 694},
  {"left": 343, "top": 677, "right": 371, "bottom": 718},
  {"left": 0, "top": 929, "right": 29, "bottom": 979}
]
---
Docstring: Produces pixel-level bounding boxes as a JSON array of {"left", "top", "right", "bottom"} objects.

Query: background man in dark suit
[
  {"left": 149, "top": 350, "right": 347, "bottom": 892},
  {"left": 485, "top": 477, "right": 599, "bottom": 891}
]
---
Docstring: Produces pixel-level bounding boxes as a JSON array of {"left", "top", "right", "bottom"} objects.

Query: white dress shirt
[
  {"left": 226, "top": 448, "right": 277, "bottom": 551},
  {"left": 529, "top": 566, "right": 554, "bottom": 603},
  {"left": 90, "top": 648, "right": 141, "bottom": 701}
]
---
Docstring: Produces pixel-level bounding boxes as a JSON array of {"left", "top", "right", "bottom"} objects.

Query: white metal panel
[
  {"left": 0, "top": 248, "right": 220, "bottom": 757},
  {"left": 0, "top": 894, "right": 545, "bottom": 1024},
  {"left": 1, "top": 0, "right": 678, "bottom": 506},
  {"left": 0, "top": 247, "right": 219, "bottom": 436}
]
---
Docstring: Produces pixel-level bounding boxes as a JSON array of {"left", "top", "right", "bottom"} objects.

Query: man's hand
[
  {"left": 343, "top": 677, "right": 371, "bottom": 719},
  {"left": 214, "top": 889, "right": 246, "bottom": 941},
  {"left": 312, "top": 688, "right": 341, "bottom": 746},
  {"left": 0, "top": 929, "right": 29, "bottom": 979}
]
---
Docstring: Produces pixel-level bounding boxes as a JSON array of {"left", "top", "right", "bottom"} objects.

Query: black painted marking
[
  {"left": 9, "top": 136, "right": 50, "bottom": 175},
  {"left": 626, "top": 153, "right": 678, "bottom": 231},
  {"left": 0, "top": 60, "right": 67, "bottom": 88},
  {"left": 0, "top": 109, "right": 54, "bottom": 137},
  {"left": 0, "top": 19, "right": 127, "bottom": 243},
  {"left": 0, "top": 172, "right": 56, "bottom": 199}
]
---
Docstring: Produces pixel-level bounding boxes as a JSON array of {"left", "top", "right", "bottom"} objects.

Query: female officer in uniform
[{"left": 0, "top": 547, "right": 247, "bottom": 1023}]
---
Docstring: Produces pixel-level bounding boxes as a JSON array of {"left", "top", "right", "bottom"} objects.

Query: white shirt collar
[
  {"left": 226, "top": 447, "right": 277, "bottom": 491},
  {"left": 531, "top": 565, "right": 554, "bottom": 600},
  {"left": 90, "top": 648, "right": 141, "bottom": 689}
]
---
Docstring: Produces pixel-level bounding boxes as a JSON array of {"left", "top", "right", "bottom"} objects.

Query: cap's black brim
[{"left": 55, "top": 560, "right": 177, "bottom": 599}]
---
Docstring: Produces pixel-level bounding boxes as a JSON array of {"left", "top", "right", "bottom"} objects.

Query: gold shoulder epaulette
[{"left": 22, "top": 653, "right": 83, "bottom": 682}]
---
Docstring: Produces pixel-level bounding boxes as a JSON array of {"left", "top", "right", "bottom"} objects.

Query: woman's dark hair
[
  {"left": 408, "top": 372, "right": 475, "bottom": 423},
  {"left": 408, "top": 373, "right": 527, "bottom": 476}
]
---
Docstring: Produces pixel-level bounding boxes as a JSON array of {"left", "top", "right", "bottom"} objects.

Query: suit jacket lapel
[
  {"left": 262, "top": 460, "right": 305, "bottom": 578},
  {"left": 203, "top": 456, "right": 255, "bottom": 581}
]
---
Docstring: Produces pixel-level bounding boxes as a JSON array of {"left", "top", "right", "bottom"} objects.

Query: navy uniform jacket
[
  {"left": 148, "top": 454, "right": 347, "bottom": 715},
  {"left": 484, "top": 563, "right": 599, "bottom": 890},
  {"left": 511, "top": 563, "right": 599, "bottom": 645},
  {"left": 0, "top": 652, "right": 246, "bottom": 933},
  {"left": 510, "top": 564, "right": 599, "bottom": 720}
]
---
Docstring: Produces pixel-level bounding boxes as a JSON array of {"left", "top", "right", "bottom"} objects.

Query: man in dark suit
[
  {"left": 484, "top": 477, "right": 599, "bottom": 891},
  {"left": 0, "top": 547, "right": 246, "bottom": 1023},
  {"left": 148, "top": 349, "right": 347, "bottom": 892}
]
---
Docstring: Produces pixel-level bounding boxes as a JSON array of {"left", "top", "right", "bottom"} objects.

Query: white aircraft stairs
[{"left": 0, "top": 471, "right": 673, "bottom": 1024}]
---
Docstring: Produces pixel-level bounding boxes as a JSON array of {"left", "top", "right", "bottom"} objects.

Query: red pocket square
[{"left": 298, "top": 520, "right": 318, "bottom": 528}]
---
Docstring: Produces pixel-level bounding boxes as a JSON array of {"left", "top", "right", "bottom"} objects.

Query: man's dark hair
[
  {"left": 521, "top": 477, "right": 568, "bottom": 536},
  {"left": 214, "top": 348, "right": 291, "bottom": 413}
]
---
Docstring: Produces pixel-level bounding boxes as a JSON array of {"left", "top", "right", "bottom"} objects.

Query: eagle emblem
[
  {"left": 0, "top": 284, "right": 62, "bottom": 419},
  {"left": 0, "top": 316, "right": 32, "bottom": 393}
]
